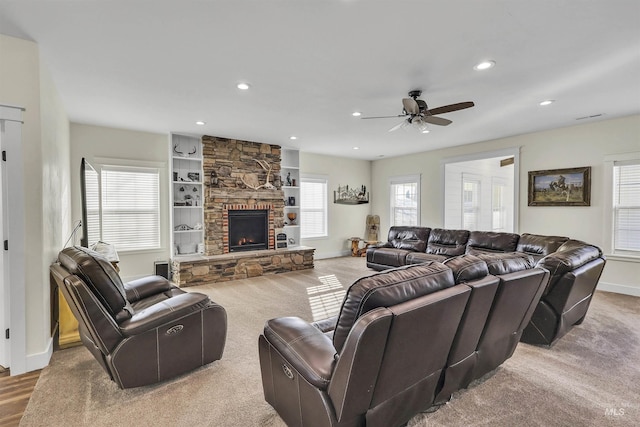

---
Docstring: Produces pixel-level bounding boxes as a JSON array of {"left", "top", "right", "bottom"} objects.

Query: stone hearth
[{"left": 172, "top": 247, "right": 315, "bottom": 287}]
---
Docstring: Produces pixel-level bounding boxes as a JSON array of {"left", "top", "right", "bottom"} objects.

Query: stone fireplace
[
  {"left": 201, "top": 136, "right": 285, "bottom": 256},
  {"left": 171, "top": 135, "right": 314, "bottom": 287}
]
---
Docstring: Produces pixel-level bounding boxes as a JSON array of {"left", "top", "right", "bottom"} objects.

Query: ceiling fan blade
[
  {"left": 423, "top": 116, "right": 452, "bottom": 126},
  {"left": 388, "top": 120, "right": 408, "bottom": 132},
  {"left": 402, "top": 98, "right": 420, "bottom": 115},
  {"left": 361, "top": 114, "right": 406, "bottom": 120},
  {"left": 426, "top": 101, "right": 475, "bottom": 116}
]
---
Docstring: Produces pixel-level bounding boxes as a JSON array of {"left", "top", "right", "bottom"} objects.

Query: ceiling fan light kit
[{"left": 363, "top": 90, "right": 475, "bottom": 133}]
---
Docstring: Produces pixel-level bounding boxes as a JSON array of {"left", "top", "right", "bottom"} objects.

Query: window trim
[
  {"left": 300, "top": 174, "right": 328, "bottom": 240},
  {"left": 93, "top": 157, "right": 165, "bottom": 253},
  {"left": 389, "top": 174, "right": 421, "bottom": 227},
  {"left": 603, "top": 152, "right": 640, "bottom": 261}
]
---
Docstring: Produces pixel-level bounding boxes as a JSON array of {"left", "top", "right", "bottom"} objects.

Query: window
[
  {"left": 492, "top": 177, "right": 507, "bottom": 231},
  {"left": 301, "top": 175, "right": 327, "bottom": 238},
  {"left": 462, "top": 174, "right": 480, "bottom": 230},
  {"left": 98, "top": 165, "right": 161, "bottom": 251},
  {"left": 612, "top": 160, "right": 640, "bottom": 254},
  {"left": 390, "top": 175, "right": 420, "bottom": 226}
]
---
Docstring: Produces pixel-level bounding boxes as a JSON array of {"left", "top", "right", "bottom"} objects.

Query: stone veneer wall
[{"left": 202, "top": 135, "right": 285, "bottom": 256}]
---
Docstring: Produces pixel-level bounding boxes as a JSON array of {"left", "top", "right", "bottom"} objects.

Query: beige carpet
[{"left": 20, "top": 257, "right": 639, "bottom": 426}]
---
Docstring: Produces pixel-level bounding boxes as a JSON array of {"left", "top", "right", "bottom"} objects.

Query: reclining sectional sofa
[
  {"left": 366, "top": 227, "right": 606, "bottom": 346},
  {"left": 259, "top": 253, "right": 549, "bottom": 426}
]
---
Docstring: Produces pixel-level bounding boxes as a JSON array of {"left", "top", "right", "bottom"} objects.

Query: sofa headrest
[
  {"left": 443, "top": 254, "right": 489, "bottom": 283},
  {"left": 475, "top": 252, "right": 535, "bottom": 275},
  {"left": 388, "top": 226, "right": 430, "bottom": 252},
  {"left": 332, "top": 262, "right": 454, "bottom": 353},
  {"left": 466, "top": 231, "right": 520, "bottom": 254},
  {"left": 58, "top": 246, "right": 133, "bottom": 322},
  {"left": 516, "top": 233, "right": 569, "bottom": 256},
  {"left": 426, "top": 228, "right": 470, "bottom": 256}
]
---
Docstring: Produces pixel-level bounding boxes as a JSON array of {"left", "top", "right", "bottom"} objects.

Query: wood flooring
[{"left": 0, "top": 369, "right": 41, "bottom": 427}]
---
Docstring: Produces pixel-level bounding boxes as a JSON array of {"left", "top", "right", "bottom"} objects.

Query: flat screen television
[{"left": 80, "top": 158, "right": 99, "bottom": 248}]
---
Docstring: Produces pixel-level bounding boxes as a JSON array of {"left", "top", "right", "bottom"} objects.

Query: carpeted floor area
[{"left": 20, "top": 257, "right": 639, "bottom": 426}]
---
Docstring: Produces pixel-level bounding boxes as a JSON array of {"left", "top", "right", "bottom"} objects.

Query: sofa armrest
[
  {"left": 124, "top": 275, "right": 173, "bottom": 302},
  {"left": 119, "top": 292, "right": 211, "bottom": 336},
  {"left": 264, "top": 316, "right": 337, "bottom": 390},
  {"left": 538, "top": 240, "right": 603, "bottom": 294}
]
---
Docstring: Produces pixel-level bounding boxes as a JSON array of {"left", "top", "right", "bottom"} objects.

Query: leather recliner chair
[
  {"left": 433, "top": 253, "right": 549, "bottom": 403},
  {"left": 521, "top": 239, "right": 606, "bottom": 346},
  {"left": 51, "top": 246, "right": 227, "bottom": 388},
  {"left": 259, "top": 262, "right": 474, "bottom": 427}
]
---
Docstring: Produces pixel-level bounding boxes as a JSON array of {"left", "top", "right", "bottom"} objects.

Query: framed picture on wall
[{"left": 528, "top": 166, "right": 591, "bottom": 206}]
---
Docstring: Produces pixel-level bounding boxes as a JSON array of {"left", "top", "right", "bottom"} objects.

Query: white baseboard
[
  {"left": 597, "top": 281, "right": 640, "bottom": 297},
  {"left": 26, "top": 336, "right": 54, "bottom": 372}
]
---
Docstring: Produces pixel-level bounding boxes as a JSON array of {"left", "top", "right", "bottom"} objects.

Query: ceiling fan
[{"left": 362, "top": 90, "right": 474, "bottom": 133}]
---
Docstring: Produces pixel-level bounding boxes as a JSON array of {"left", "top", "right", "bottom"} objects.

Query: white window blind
[
  {"left": 390, "top": 175, "right": 420, "bottom": 226},
  {"left": 301, "top": 176, "right": 327, "bottom": 238},
  {"left": 100, "top": 166, "right": 160, "bottom": 251},
  {"left": 613, "top": 161, "right": 640, "bottom": 253}
]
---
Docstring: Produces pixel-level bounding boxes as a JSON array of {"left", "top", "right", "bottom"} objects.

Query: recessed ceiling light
[
  {"left": 421, "top": 129, "right": 430, "bottom": 134},
  {"left": 352, "top": 112, "right": 362, "bottom": 117},
  {"left": 289, "top": 136, "right": 297, "bottom": 140},
  {"left": 195, "top": 121, "right": 206, "bottom": 126},
  {"left": 237, "top": 82, "right": 250, "bottom": 90},
  {"left": 539, "top": 100, "right": 555, "bottom": 106},
  {"left": 474, "top": 60, "right": 495, "bottom": 71},
  {"left": 353, "top": 146, "right": 360, "bottom": 150}
]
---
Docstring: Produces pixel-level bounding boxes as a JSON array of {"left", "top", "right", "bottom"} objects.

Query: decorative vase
[{"left": 287, "top": 212, "right": 297, "bottom": 225}]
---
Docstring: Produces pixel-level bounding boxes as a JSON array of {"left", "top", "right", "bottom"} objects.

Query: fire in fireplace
[{"left": 228, "top": 209, "right": 269, "bottom": 252}]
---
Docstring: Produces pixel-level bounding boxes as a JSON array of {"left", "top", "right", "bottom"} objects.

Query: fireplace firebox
[{"left": 228, "top": 209, "right": 269, "bottom": 252}]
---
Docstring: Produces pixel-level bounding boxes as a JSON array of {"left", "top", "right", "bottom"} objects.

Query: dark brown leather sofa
[
  {"left": 51, "top": 246, "right": 227, "bottom": 388},
  {"left": 367, "top": 227, "right": 606, "bottom": 347},
  {"left": 259, "top": 255, "right": 549, "bottom": 427}
]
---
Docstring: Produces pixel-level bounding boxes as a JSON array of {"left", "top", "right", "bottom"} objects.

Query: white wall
[
  {"left": 70, "top": 123, "right": 170, "bottom": 279},
  {"left": 371, "top": 114, "right": 640, "bottom": 295},
  {"left": 300, "top": 152, "right": 371, "bottom": 259},
  {"left": 0, "top": 34, "right": 70, "bottom": 371}
]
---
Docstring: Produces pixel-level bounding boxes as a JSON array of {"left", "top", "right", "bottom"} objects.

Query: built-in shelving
[
  {"left": 281, "top": 148, "right": 300, "bottom": 247},
  {"left": 170, "top": 134, "right": 204, "bottom": 257}
]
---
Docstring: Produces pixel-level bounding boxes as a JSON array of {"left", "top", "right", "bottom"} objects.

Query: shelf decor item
[
  {"left": 334, "top": 184, "right": 369, "bottom": 204},
  {"left": 287, "top": 212, "right": 297, "bottom": 225},
  {"left": 528, "top": 166, "right": 591, "bottom": 206}
]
